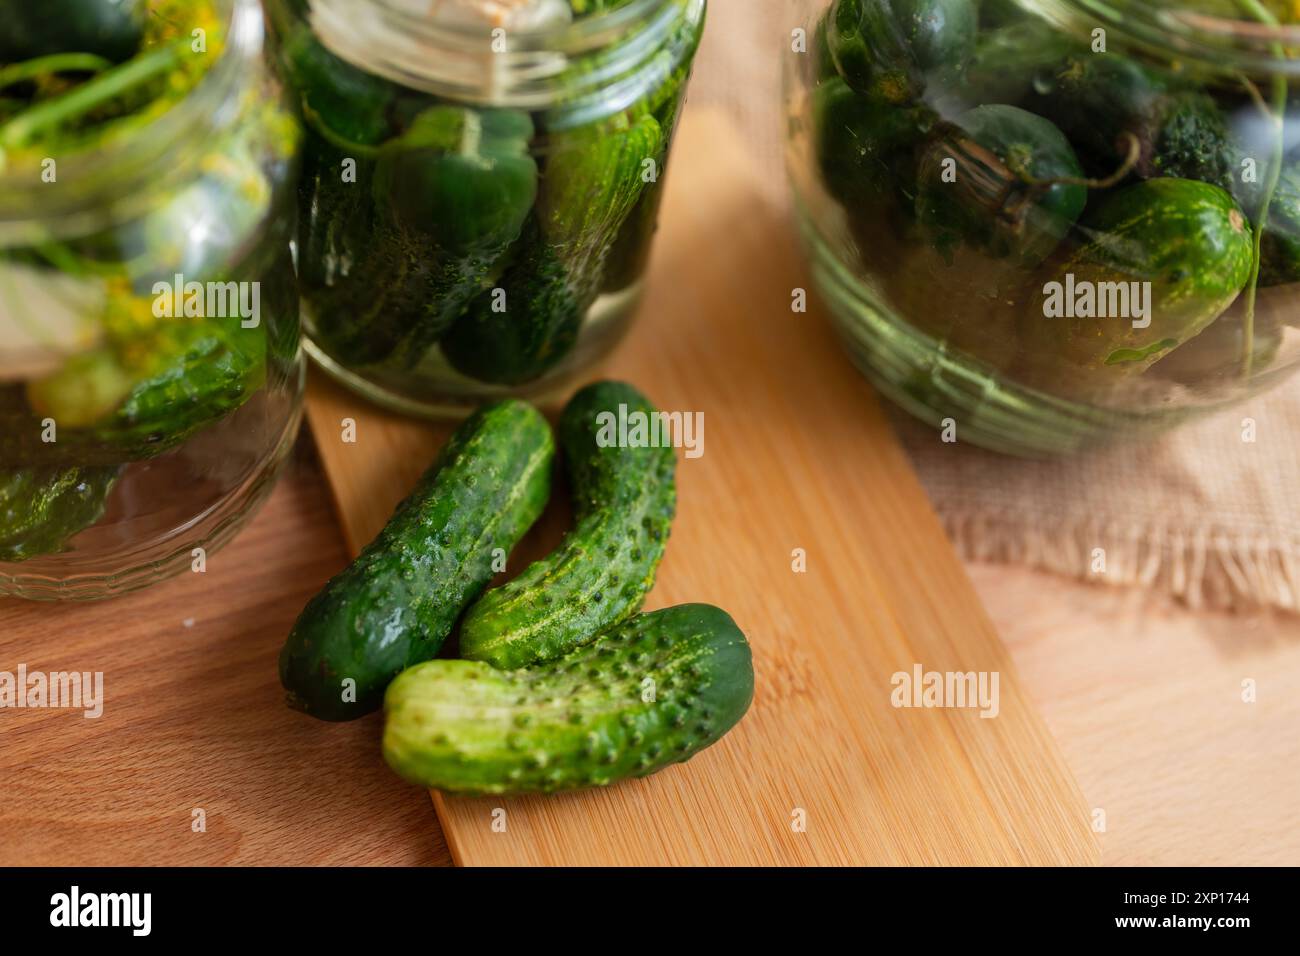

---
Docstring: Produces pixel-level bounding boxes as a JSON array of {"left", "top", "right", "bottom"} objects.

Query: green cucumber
[
  {"left": 4, "top": 318, "right": 267, "bottom": 467},
  {"left": 1026, "top": 178, "right": 1254, "bottom": 382},
  {"left": 1025, "top": 54, "right": 1166, "bottom": 179},
  {"left": 827, "top": 0, "right": 977, "bottom": 103},
  {"left": 279, "top": 400, "right": 555, "bottom": 721},
  {"left": 961, "top": 20, "right": 1078, "bottom": 107},
  {"left": 440, "top": 112, "right": 661, "bottom": 385},
  {"left": 1027, "top": 55, "right": 1235, "bottom": 190},
  {"left": 1258, "top": 159, "right": 1300, "bottom": 286},
  {"left": 304, "top": 107, "right": 538, "bottom": 370},
  {"left": 93, "top": 322, "right": 266, "bottom": 447},
  {"left": 0, "top": 0, "right": 145, "bottom": 65},
  {"left": 0, "top": 465, "right": 119, "bottom": 563},
  {"left": 601, "top": 16, "right": 701, "bottom": 294},
  {"left": 916, "top": 104, "right": 1086, "bottom": 267},
  {"left": 978, "top": 0, "right": 1031, "bottom": 28},
  {"left": 281, "top": 25, "right": 394, "bottom": 148},
  {"left": 461, "top": 381, "right": 677, "bottom": 670},
  {"left": 378, "top": 108, "right": 538, "bottom": 367},
  {"left": 815, "top": 76, "right": 936, "bottom": 217},
  {"left": 383, "top": 604, "right": 754, "bottom": 794}
]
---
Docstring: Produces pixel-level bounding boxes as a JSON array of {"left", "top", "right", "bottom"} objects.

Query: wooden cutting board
[{"left": 304, "top": 107, "right": 1099, "bottom": 866}]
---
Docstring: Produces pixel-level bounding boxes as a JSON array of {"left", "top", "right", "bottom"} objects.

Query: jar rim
[
  {"left": 0, "top": 0, "right": 262, "bottom": 237},
  {"left": 1042, "top": 0, "right": 1300, "bottom": 75},
  {"left": 300, "top": 0, "right": 702, "bottom": 115},
  {"left": 367, "top": 0, "right": 668, "bottom": 47}
]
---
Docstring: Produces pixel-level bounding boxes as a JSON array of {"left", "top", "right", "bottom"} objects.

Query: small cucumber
[
  {"left": 1258, "top": 159, "right": 1300, "bottom": 286},
  {"left": 1027, "top": 57, "right": 1236, "bottom": 190},
  {"left": 281, "top": 24, "right": 395, "bottom": 147},
  {"left": 961, "top": 21, "right": 1078, "bottom": 108},
  {"left": 6, "top": 318, "right": 267, "bottom": 467},
  {"left": 1025, "top": 178, "right": 1254, "bottom": 385},
  {"left": 814, "top": 76, "right": 936, "bottom": 216},
  {"left": 383, "top": 604, "right": 754, "bottom": 794},
  {"left": 0, "top": 0, "right": 145, "bottom": 65},
  {"left": 1025, "top": 53, "right": 1167, "bottom": 179},
  {"left": 440, "top": 112, "right": 661, "bottom": 385},
  {"left": 828, "top": 0, "right": 977, "bottom": 103},
  {"left": 916, "top": 104, "right": 1086, "bottom": 267},
  {"left": 302, "top": 107, "right": 538, "bottom": 370},
  {"left": 460, "top": 381, "right": 676, "bottom": 669},
  {"left": 279, "top": 400, "right": 555, "bottom": 721},
  {"left": 0, "top": 465, "right": 119, "bottom": 563}
]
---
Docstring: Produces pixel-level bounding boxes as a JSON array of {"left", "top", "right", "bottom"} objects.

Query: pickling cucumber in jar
[
  {"left": 0, "top": 0, "right": 303, "bottom": 598},
  {"left": 789, "top": 0, "right": 1300, "bottom": 455},
  {"left": 267, "top": 0, "right": 707, "bottom": 417}
]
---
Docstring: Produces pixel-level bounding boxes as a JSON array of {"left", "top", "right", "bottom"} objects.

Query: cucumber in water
[
  {"left": 0, "top": 465, "right": 119, "bottom": 563},
  {"left": 440, "top": 112, "right": 661, "bottom": 385}
]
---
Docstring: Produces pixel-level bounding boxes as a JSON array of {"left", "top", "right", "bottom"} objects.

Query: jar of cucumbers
[
  {"left": 267, "top": 0, "right": 705, "bottom": 417},
  {"left": 788, "top": 0, "right": 1300, "bottom": 456},
  {"left": 0, "top": 0, "right": 303, "bottom": 599}
]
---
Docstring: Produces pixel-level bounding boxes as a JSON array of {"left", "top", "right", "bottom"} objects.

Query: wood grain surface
[
  {"left": 3, "top": 111, "right": 1294, "bottom": 868},
  {"left": 971, "top": 565, "right": 1300, "bottom": 867},
  {"left": 304, "top": 109, "right": 1099, "bottom": 866},
  {"left": 3, "top": 455, "right": 1294, "bottom": 864},
  {"left": 0, "top": 450, "right": 450, "bottom": 867}
]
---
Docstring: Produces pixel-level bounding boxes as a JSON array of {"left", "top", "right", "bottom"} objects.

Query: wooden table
[
  {"left": 0, "top": 445, "right": 449, "bottom": 866},
  {"left": 3, "top": 439, "right": 1296, "bottom": 866},
  {"left": 971, "top": 564, "right": 1300, "bottom": 867}
]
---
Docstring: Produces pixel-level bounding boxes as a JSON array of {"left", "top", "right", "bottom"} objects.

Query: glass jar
[
  {"left": 268, "top": 0, "right": 706, "bottom": 417},
  {"left": 0, "top": 0, "right": 303, "bottom": 600},
  {"left": 787, "top": 0, "right": 1300, "bottom": 456}
]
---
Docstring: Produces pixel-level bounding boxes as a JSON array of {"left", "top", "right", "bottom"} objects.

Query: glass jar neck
[
  {"left": 302, "top": 0, "right": 702, "bottom": 123},
  {"left": 1035, "top": 0, "right": 1300, "bottom": 77},
  {"left": 0, "top": 0, "right": 265, "bottom": 245}
]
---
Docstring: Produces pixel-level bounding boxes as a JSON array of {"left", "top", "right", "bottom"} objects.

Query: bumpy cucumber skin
[
  {"left": 461, "top": 381, "right": 677, "bottom": 670},
  {"left": 279, "top": 401, "right": 555, "bottom": 721},
  {"left": 100, "top": 325, "right": 267, "bottom": 450},
  {"left": 383, "top": 604, "right": 755, "bottom": 794},
  {"left": 0, "top": 466, "right": 119, "bottom": 563}
]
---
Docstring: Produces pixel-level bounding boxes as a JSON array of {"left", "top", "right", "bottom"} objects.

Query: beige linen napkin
[{"left": 689, "top": 0, "right": 1300, "bottom": 611}]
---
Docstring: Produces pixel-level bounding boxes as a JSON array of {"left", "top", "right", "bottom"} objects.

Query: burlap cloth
[{"left": 690, "top": 0, "right": 1300, "bottom": 612}]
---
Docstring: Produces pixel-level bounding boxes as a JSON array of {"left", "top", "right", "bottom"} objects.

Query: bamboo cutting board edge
[{"left": 305, "top": 107, "right": 1099, "bottom": 867}]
